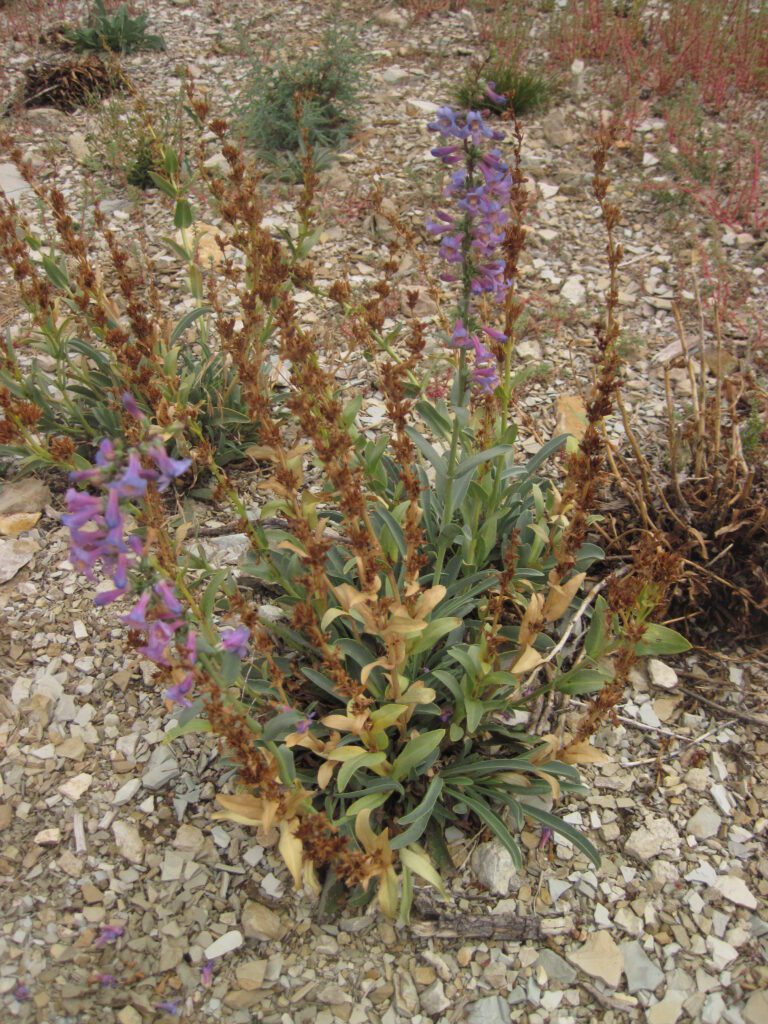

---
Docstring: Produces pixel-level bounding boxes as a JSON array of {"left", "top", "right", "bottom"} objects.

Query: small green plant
[
  {"left": 0, "top": 110, "right": 296, "bottom": 472},
  {"left": 237, "top": 23, "right": 362, "bottom": 179},
  {"left": 456, "top": 62, "right": 554, "bottom": 117},
  {"left": 88, "top": 92, "right": 185, "bottom": 190},
  {"left": 66, "top": 0, "right": 166, "bottom": 54}
]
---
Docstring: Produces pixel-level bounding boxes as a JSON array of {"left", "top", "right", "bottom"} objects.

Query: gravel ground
[{"left": 1, "top": 2, "right": 767, "bottom": 1022}]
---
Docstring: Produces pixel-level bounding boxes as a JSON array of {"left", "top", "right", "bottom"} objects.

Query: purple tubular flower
[
  {"left": 483, "top": 326, "right": 507, "bottom": 343},
  {"left": 110, "top": 452, "right": 148, "bottom": 500},
  {"left": 430, "top": 144, "right": 462, "bottom": 165},
  {"left": 146, "top": 444, "right": 191, "bottom": 491},
  {"left": 295, "top": 710, "right": 317, "bottom": 734},
  {"left": 140, "top": 620, "right": 178, "bottom": 665},
  {"left": 201, "top": 960, "right": 214, "bottom": 986},
  {"left": 94, "top": 586, "right": 128, "bottom": 606},
  {"left": 485, "top": 80, "right": 507, "bottom": 106},
  {"left": 122, "top": 392, "right": 142, "bottom": 419},
  {"left": 154, "top": 580, "right": 183, "bottom": 616},
  {"left": 165, "top": 672, "right": 194, "bottom": 707},
  {"left": 538, "top": 826, "right": 555, "bottom": 849},
  {"left": 13, "top": 983, "right": 30, "bottom": 1002},
  {"left": 449, "top": 320, "right": 473, "bottom": 349},
  {"left": 61, "top": 489, "right": 103, "bottom": 531},
  {"left": 221, "top": 625, "right": 250, "bottom": 658},
  {"left": 96, "top": 973, "right": 117, "bottom": 988},
  {"left": 94, "top": 924, "right": 124, "bottom": 947},
  {"left": 123, "top": 591, "right": 152, "bottom": 629},
  {"left": 156, "top": 1000, "right": 180, "bottom": 1015}
]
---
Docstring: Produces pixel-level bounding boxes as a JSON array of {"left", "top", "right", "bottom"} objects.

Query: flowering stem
[{"left": 431, "top": 414, "right": 461, "bottom": 588}]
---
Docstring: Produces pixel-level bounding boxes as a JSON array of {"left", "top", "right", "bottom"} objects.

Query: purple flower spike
[
  {"left": 13, "top": 982, "right": 30, "bottom": 1002},
  {"left": 221, "top": 625, "right": 250, "bottom": 658},
  {"left": 201, "top": 960, "right": 214, "bottom": 987}
]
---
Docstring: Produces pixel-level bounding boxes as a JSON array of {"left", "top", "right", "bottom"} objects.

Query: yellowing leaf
[
  {"left": 245, "top": 444, "right": 280, "bottom": 462},
  {"left": 355, "top": 808, "right": 377, "bottom": 853},
  {"left": 414, "top": 584, "right": 446, "bottom": 618},
  {"left": 278, "top": 820, "right": 304, "bottom": 889},
  {"left": 543, "top": 572, "right": 586, "bottom": 621},
  {"left": 559, "top": 740, "right": 610, "bottom": 765},
  {"left": 325, "top": 745, "right": 369, "bottom": 762},
  {"left": 378, "top": 865, "right": 399, "bottom": 918},
  {"left": 510, "top": 645, "right": 544, "bottom": 674},
  {"left": 400, "top": 846, "right": 447, "bottom": 897},
  {"left": 519, "top": 592, "right": 545, "bottom": 647},
  {"left": 213, "top": 793, "right": 265, "bottom": 826}
]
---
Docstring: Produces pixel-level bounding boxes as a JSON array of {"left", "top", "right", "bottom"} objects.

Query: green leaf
[
  {"left": 415, "top": 399, "right": 453, "bottom": 440},
  {"left": 634, "top": 623, "right": 691, "bottom": 656},
  {"left": 504, "top": 433, "right": 568, "bottom": 482},
  {"left": 405, "top": 426, "right": 447, "bottom": 477},
  {"left": 301, "top": 667, "right": 348, "bottom": 704},
  {"left": 584, "top": 595, "right": 609, "bottom": 660},
  {"left": 455, "top": 444, "right": 515, "bottom": 478},
  {"left": 447, "top": 788, "right": 522, "bottom": 870},
  {"left": 555, "top": 667, "right": 612, "bottom": 695},
  {"left": 149, "top": 173, "right": 178, "bottom": 199},
  {"left": 464, "top": 697, "right": 484, "bottom": 733},
  {"left": 408, "top": 617, "right": 462, "bottom": 656},
  {"left": 171, "top": 306, "right": 213, "bottom": 345},
  {"left": 200, "top": 569, "right": 230, "bottom": 619},
  {"left": 338, "top": 751, "right": 387, "bottom": 793},
  {"left": 371, "top": 506, "right": 407, "bottom": 559},
  {"left": 174, "top": 198, "right": 194, "bottom": 229},
  {"left": 391, "top": 729, "right": 445, "bottom": 782},
  {"left": 41, "top": 256, "right": 70, "bottom": 291},
  {"left": 163, "top": 717, "right": 212, "bottom": 740},
  {"left": 398, "top": 777, "right": 444, "bottom": 825},
  {"left": 161, "top": 234, "right": 192, "bottom": 260},
  {"left": 261, "top": 710, "right": 302, "bottom": 743},
  {"left": 345, "top": 791, "right": 390, "bottom": 817},
  {"left": 519, "top": 801, "right": 601, "bottom": 866}
]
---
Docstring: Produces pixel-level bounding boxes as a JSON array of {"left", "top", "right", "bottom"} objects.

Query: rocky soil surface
[{"left": 1, "top": 2, "right": 767, "bottom": 1023}]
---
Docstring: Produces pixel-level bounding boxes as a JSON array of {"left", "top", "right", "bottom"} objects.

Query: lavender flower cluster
[
  {"left": 426, "top": 89, "right": 514, "bottom": 395},
  {"left": 62, "top": 395, "right": 249, "bottom": 707}
]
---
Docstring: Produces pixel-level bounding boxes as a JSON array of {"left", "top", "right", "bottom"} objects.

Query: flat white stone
[
  {"left": 204, "top": 929, "right": 243, "bottom": 960},
  {"left": 0, "top": 162, "right": 32, "bottom": 198},
  {"left": 711, "top": 875, "right": 757, "bottom": 910},
  {"left": 710, "top": 784, "right": 734, "bottom": 815},
  {"left": 686, "top": 862, "right": 718, "bottom": 886},
  {"left": 686, "top": 806, "right": 721, "bottom": 840},
  {"left": 706, "top": 935, "right": 738, "bottom": 970},
  {"left": 647, "top": 659, "right": 678, "bottom": 689},
  {"left": 112, "top": 820, "right": 145, "bottom": 865},
  {"left": 58, "top": 773, "right": 93, "bottom": 801},
  {"left": 113, "top": 779, "right": 142, "bottom": 806}
]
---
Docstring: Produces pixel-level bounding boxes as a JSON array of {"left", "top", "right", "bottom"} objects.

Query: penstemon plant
[{"left": 56, "top": 94, "right": 688, "bottom": 918}]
